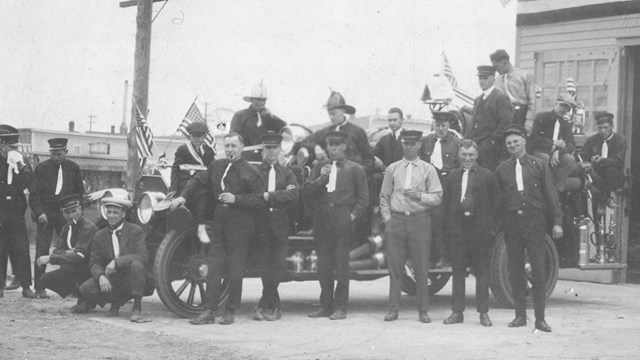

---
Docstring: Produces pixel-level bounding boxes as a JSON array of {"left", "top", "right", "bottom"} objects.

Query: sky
[{"left": 0, "top": 0, "right": 517, "bottom": 136}]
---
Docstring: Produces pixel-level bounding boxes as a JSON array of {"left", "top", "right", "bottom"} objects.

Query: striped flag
[
  {"left": 500, "top": 0, "right": 511, "bottom": 7},
  {"left": 441, "top": 52, "right": 475, "bottom": 107},
  {"left": 134, "top": 102, "right": 154, "bottom": 163},
  {"left": 178, "top": 101, "right": 215, "bottom": 150}
]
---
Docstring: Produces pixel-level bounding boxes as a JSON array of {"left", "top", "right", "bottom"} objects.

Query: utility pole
[
  {"left": 121, "top": 0, "right": 153, "bottom": 191},
  {"left": 88, "top": 115, "right": 97, "bottom": 132},
  {"left": 204, "top": 102, "right": 211, "bottom": 122}
]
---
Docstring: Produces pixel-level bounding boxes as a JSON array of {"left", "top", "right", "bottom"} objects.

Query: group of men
[
  {"left": 1, "top": 48, "right": 628, "bottom": 332},
  {"left": 0, "top": 127, "right": 152, "bottom": 322}
]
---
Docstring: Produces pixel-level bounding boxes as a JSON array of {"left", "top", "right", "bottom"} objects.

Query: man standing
[
  {"left": 491, "top": 49, "right": 536, "bottom": 131},
  {"left": 305, "top": 131, "right": 368, "bottom": 320},
  {"left": 176, "top": 133, "right": 263, "bottom": 325},
  {"left": 373, "top": 107, "right": 405, "bottom": 167},
  {"left": 0, "top": 124, "right": 35, "bottom": 298},
  {"left": 30, "top": 138, "right": 84, "bottom": 299},
  {"left": 379, "top": 130, "right": 442, "bottom": 323},
  {"left": 495, "top": 124, "right": 563, "bottom": 332},
  {"left": 253, "top": 132, "right": 299, "bottom": 321},
  {"left": 581, "top": 112, "right": 627, "bottom": 207},
  {"left": 442, "top": 139, "right": 499, "bottom": 327},
  {"left": 78, "top": 197, "right": 149, "bottom": 322},
  {"left": 303, "top": 91, "right": 375, "bottom": 177},
  {"left": 36, "top": 194, "right": 97, "bottom": 312},
  {"left": 421, "top": 111, "right": 460, "bottom": 268},
  {"left": 230, "top": 82, "right": 287, "bottom": 147},
  {"left": 528, "top": 94, "right": 582, "bottom": 192},
  {"left": 467, "top": 65, "right": 513, "bottom": 171}
]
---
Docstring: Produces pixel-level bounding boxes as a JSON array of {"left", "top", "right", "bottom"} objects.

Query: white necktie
[
  {"left": 220, "top": 162, "right": 232, "bottom": 191},
  {"left": 111, "top": 230, "right": 120, "bottom": 258},
  {"left": 431, "top": 139, "right": 443, "bottom": 170},
  {"left": 460, "top": 169, "right": 469, "bottom": 203},
  {"left": 55, "top": 164, "right": 63, "bottom": 195},
  {"left": 268, "top": 165, "right": 276, "bottom": 192},
  {"left": 66, "top": 226, "right": 73, "bottom": 250},
  {"left": 326, "top": 161, "right": 337, "bottom": 193},
  {"left": 516, "top": 159, "right": 524, "bottom": 191},
  {"left": 552, "top": 119, "right": 561, "bottom": 141},
  {"left": 404, "top": 162, "right": 413, "bottom": 189},
  {"left": 601, "top": 140, "right": 608, "bottom": 158},
  {"left": 256, "top": 112, "right": 262, "bottom": 127}
]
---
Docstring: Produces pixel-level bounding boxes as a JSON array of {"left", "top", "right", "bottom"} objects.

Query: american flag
[
  {"left": 500, "top": 0, "right": 511, "bottom": 8},
  {"left": 178, "top": 101, "right": 215, "bottom": 150},
  {"left": 441, "top": 52, "right": 475, "bottom": 106},
  {"left": 135, "top": 102, "right": 154, "bottom": 161}
]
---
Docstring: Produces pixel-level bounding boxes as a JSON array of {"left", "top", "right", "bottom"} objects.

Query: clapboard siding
[
  {"left": 518, "top": 14, "right": 640, "bottom": 37},
  {"left": 521, "top": 27, "right": 640, "bottom": 46},
  {"left": 520, "top": 37, "right": 618, "bottom": 53}
]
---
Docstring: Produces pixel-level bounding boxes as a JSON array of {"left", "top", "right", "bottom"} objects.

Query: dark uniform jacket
[
  {"left": 420, "top": 132, "right": 460, "bottom": 174},
  {"left": 467, "top": 88, "right": 512, "bottom": 145},
  {"left": 0, "top": 154, "right": 31, "bottom": 214},
  {"left": 581, "top": 132, "right": 627, "bottom": 172},
  {"left": 442, "top": 164, "right": 500, "bottom": 235},
  {"left": 180, "top": 157, "right": 264, "bottom": 222},
  {"left": 528, "top": 111, "right": 575, "bottom": 156},
  {"left": 170, "top": 143, "right": 216, "bottom": 193},
  {"left": 303, "top": 121, "right": 375, "bottom": 177},
  {"left": 373, "top": 131, "right": 403, "bottom": 167},
  {"left": 257, "top": 161, "right": 299, "bottom": 210},
  {"left": 50, "top": 216, "right": 97, "bottom": 273},
  {"left": 29, "top": 158, "right": 84, "bottom": 217},
  {"left": 89, "top": 222, "right": 148, "bottom": 281},
  {"left": 495, "top": 153, "right": 563, "bottom": 226},
  {"left": 230, "top": 107, "right": 286, "bottom": 146},
  {"left": 304, "top": 158, "right": 369, "bottom": 220}
]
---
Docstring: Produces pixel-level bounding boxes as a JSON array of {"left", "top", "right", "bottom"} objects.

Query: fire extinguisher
[{"left": 578, "top": 218, "right": 590, "bottom": 267}]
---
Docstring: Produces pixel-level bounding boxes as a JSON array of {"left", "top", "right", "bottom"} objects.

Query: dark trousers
[
  {"left": 79, "top": 260, "right": 146, "bottom": 306},
  {"left": 432, "top": 172, "right": 449, "bottom": 261},
  {"left": 257, "top": 210, "right": 289, "bottom": 309},
  {"left": 37, "top": 265, "right": 91, "bottom": 298},
  {"left": 34, "top": 212, "right": 65, "bottom": 288},
  {"left": 450, "top": 219, "right": 490, "bottom": 313},
  {"left": 203, "top": 207, "right": 254, "bottom": 311},
  {"left": 314, "top": 206, "right": 352, "bottom": 313},
  {"left": 476, "top": 138, "right": 498, "bottom": 172},
  {"left": 0, "top": 204, "right": 32, "bottom": 288},
  {"left": 504, "top": 211, "right": 547, "bottom": 320},
  {"left": 386, "top": 211, "right": 431, "bottom": 312},
  {"left": 512, "top": 104, "right": 528, "bottom": 128}
]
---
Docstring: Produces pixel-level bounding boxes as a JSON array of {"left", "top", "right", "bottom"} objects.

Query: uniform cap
[
  {"left": 0, "top": 124, "right": 20, "bottom": 145},
  {"left": 504, "top": 124, "right": 527, "bottom": 139},
  {"left": 48, "top": 138, "right": 68, "bottom": 151},
  {"left": 400, "top": 130, "right": 423, "bottom": 144},
  {"left": 261, "top": 131, "right": 282, "bottom": 147},
  {"left": 595, "top": 112, "right": 614, "bottom": 124},
  {"left": 324, "top": 90, "right": 356, "bottom": 115},
  {"left": 58, "top": 194, "right": 82, "bottom": 211}
]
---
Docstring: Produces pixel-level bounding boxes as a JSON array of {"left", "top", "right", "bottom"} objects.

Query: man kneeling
[
  {"left": 36, "top": 194, "right": 98, "bottom": 312},
  {"left": 79, "top": 197, "right": 149, "bottom": 322}
]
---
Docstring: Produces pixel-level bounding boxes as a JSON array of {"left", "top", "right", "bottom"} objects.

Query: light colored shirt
[
  {"left": 379, "top": 157, "right": 442, "bottom": 221},
  {"left": 482, "top": 86, "right": 495, "bottom": 100},
  {"left": 494, "top": 67, "right": 536, "bottom": 122}
]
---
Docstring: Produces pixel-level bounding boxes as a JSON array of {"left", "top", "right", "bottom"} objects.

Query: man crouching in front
[{"left": 79, "top": 197, "right": 149, "bottom": 322}]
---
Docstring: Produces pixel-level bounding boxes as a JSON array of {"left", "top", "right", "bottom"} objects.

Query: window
[{"left": 89, "top": 142, "right": 110, "bottom": 155}]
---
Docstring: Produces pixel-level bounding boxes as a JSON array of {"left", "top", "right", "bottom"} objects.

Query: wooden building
[{"left": 515, "top": 0, "right": 640, "bottom": 282}]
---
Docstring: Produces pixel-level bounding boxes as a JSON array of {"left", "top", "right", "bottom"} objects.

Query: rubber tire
[
  {"left": 489, "top": 231, "right": 559, "bottom": 308},
  {"left": 154, "top": 227, "right": 230, "bottom": 318},
  {"left": 401, "top": 271, "right": 451, "bottom": 296}
]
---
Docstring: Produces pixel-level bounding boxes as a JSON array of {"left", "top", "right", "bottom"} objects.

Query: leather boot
[
  {"left": 218, "top": 309, "right": 235, "bottom": 325},
  {"left": 189, "top": 309, "right": 216, "bottom": 325},
  {"left": 443, "top": 311, "right": 464, "bottom": 325},
  {"left": 479, "top": 312, "right": 492, "bottom": 327}
]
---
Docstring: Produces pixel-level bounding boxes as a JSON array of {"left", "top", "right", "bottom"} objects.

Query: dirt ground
[{"left": 0, "top": 291, "right": 262, "bottom": 360}]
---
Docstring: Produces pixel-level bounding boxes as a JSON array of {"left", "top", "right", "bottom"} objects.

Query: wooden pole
[{"left": 126, "top": 0, "right": 153, "bottom": 191}]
